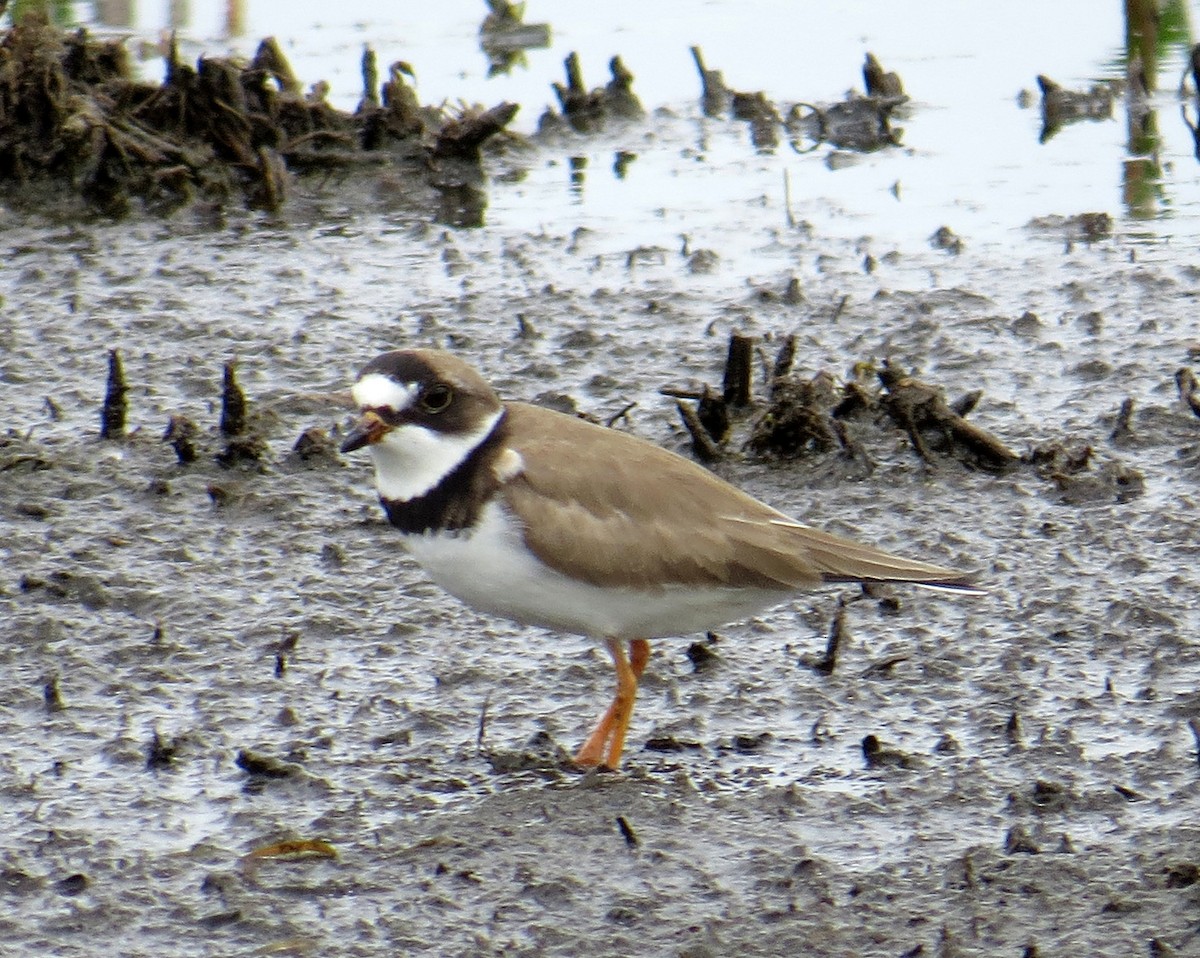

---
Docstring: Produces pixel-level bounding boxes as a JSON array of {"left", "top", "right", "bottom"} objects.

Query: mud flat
[{"left": 3, "top": 8, "right": 1200, "bottom": 958}]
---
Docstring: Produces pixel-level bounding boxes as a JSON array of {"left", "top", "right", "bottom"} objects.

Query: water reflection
[
  {"left": 478, "top": 0, "right": 550, "bottom": 78},
  {"left": 9, "top": 0, "right": 1200, "bottom": 241},
  {"left": 568, "top": 155, "right": 586, "bottom": 198},
  {"left": 435, "top": 182, "right": 487, "bottom": 228},
  {"left": 1115, "top": 0, "right": 1188, "bottom": 218},
  {"left": 88, "top": 0, "right": 241, "bottom": 36}
]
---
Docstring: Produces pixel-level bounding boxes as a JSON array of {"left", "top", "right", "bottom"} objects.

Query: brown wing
[{"left": 496, "top": 403, "right": 971, "bottom": 592}]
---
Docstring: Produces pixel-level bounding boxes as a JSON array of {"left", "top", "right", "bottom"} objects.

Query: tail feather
[{"left": 788, "top": 523, "right": 981, "bottom": 592}]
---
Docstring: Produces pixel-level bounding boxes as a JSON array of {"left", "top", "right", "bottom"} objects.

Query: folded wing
[{"left": 498, "top": 403, "right": 975, "bottom": 593}]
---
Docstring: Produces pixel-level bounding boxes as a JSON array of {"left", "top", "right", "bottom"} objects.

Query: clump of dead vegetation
[
  {"left": 666, "top": 332, "right": 1145, "bottom": 506},
  {"left": 0, "top": 14, "right": 517, "bottom": 214}
]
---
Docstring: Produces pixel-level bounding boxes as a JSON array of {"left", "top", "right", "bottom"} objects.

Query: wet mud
[{"left": 4, "top": 13, "right": 1200, "bottom": 958}]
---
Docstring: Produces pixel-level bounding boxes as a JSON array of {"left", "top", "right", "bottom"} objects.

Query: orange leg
[{"left": 574, "top": 638, "right": 651, "bottom": 770}]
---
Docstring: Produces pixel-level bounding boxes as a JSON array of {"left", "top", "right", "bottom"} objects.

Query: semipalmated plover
[{"left": 341, "top": 349, "right": 975, "bottom": 769}]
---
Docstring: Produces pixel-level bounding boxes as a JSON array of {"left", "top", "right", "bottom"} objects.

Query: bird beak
[{"left": 340, "top": 411, "right": 388, "bottom": 453}]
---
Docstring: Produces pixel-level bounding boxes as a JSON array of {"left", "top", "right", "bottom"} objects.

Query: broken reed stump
[
  {"left": 546, "top": 52, "right": 644, "bottom": 133},
  {"left": 359, "top": 46, "right": 381, "bottom": 110},
  {"left": 690, "top": 46, "right": 732, "bottom": 118},
  {"left": 771, "top": 333, "right": 797, "bottom": 383},
  {"left": 696, "top": 384, "right": 730, "bottom": 443},
  {"left": 723, "top": 333, "right": 755, "bottom": 407},
  {"left": 862, "top": 53, "right": 905, "bottom": 99},
  {"left": 1110, "top": 396, "right": 1135, "bottom": 443},
  {"left": 1177, "top": 367, "right": 1200, "bottom": 419},
  {"left": 220, "top": 362, "right": 248, "bottom": 437},
  {"left": 1036, "top": 74, "right": 1114, "bottom": 143},
  {"left": 431, "top": 102, "right": 522, "bottom": 162},
  {"left": 604, "top": 56, "right": 645, "bottom": 120},
  {"left": 802, "top": 594, "right": 848, "bottom": 675},
  {"left": 163, "top": 415, "right": 199, "bottom": 464},
  {"left": 100, "top": 348, "right": 127, "bottom": 439}
]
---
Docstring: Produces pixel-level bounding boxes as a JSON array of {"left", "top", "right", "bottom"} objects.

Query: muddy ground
[{"left": 4, "top": 31, "right": 1200, "bottom": 958}]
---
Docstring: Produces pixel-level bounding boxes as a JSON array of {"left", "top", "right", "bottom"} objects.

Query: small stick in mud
[
  {"left": 44, "top": 674, "right": 65, "bottom": 713},
  {"left": 676, "top": 400, "right": 723, "bottom": 462},
  {"left": 274, "top": 632, "right": 298, "bottom": 678},
  {"left": 254, "top": 147, "right": 287, "bottom": 212},
  {"left": 1176, "top": 367, "right": 1200, "bottom": 419},
  {"left": 163, "top": 414, "right": 199, "bottom": 464},
  {"left": 1005, "top": 711, "right": 1023, "bottom": 747},
  {"left": 604, "top": 402, "right": 637, "bottom": 429},
  {"left": 220, "top": 361, "right": 248, "bottom": 437},
  {"left": 861, "top": 734, "right": 914, "bottom": 769},
  {"left": 803, "top": 595, "right": 847, "bottom": 675},
  {"left": 615, "top": 815, "right": 639, "bottom": 848},
  {"left": 100, "top": 348, "right": 128, "bottom": 440},
  {"left": 722, "top": 333, "right": 754, "bottom": 407},
  {"left": 1110, "top": 396, "right": 1135, "bottom": 442},
  {"left": 831, "top": 294, "right": 849, "bottom": 322}
]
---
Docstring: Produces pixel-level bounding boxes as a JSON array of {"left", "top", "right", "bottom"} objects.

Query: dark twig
[
  {"left": 604, "top": 402, "right": 637, "bottom": 429},
  {"left": 477, "top": 694, "right": 490, "bottom": 750}
]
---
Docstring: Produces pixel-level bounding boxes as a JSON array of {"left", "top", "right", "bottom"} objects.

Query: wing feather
[{"left": 496, "top": 403, "right": 972, "bottom": 592}]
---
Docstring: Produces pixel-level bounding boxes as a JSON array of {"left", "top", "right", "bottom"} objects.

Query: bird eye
[{"left": 420, "top": 383, "right": 453, "bottom": 414}]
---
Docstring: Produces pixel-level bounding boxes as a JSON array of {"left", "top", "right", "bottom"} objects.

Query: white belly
[{"left": 401, "top": 501, "right": 790, "bottom": 640}]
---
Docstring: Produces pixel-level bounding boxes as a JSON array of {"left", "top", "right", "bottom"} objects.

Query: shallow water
[{"left": 4, "top": 2, "right": 1200, "bottom": 956}]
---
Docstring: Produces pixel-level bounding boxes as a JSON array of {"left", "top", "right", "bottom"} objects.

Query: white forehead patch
[{"left": 352, "top": 373, "right": 417, "bottom": 412}]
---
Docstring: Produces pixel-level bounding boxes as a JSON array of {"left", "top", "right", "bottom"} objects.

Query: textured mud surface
[{"left": 5, "top": 13, "right": 1200, "bottom": 958}]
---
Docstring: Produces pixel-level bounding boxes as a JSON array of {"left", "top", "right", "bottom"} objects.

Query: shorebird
[{"left": 341, "top": 349, "right": 974, "bottom": 769}]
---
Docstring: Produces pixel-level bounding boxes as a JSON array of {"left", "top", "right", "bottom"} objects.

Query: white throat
[{"left": 369, "top": 408, "right": 503, "bottom": 503}]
